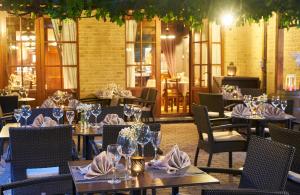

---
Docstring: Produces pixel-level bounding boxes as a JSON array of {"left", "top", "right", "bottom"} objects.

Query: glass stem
[
  {"left": 125, "top": 155, "right": 130, "bottom": 179},
  {"left": 141, "top": 145, "right": 144, "bottom": 157},
  {"left": 112, "top": 165, "right": 116, "bottom": 182},
  {"left": 154, "top": 147, "right": 158, "bottom": 160},
  {"left": 95, "top": 116, "right": 97, "bottom": 125},
  {"left": 25, "top": 118, "right": 27, "bottom": 127}
]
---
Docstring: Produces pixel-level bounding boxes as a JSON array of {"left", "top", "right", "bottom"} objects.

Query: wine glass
[
  {"left": 21, "top": 105, "right": 32, "bottom": 127},
  {"left": 150, "top": 131, "right": 162, "bottom": 162},
  {"left": 271, "top": 96, "right": 280, "bottom": 108},
  {"left": 52, "top": 107, "right": 64, "bottom": 124},
  {"left": 117, "top": 135, "right": 136, "bottom": 180},
  {"left": 107, "top": 144, "right": 122, "bottom": 184},
  {"left": 91, "top": 104, "right": 102, "bottom": 127},
  {"left": 243, "top": 95, "right": 252, "bottom": 108},
  {"left": 133, "top": 106, "right": 142, "bottom": 123},
  {"left": 281, "top": 100, "right": 288, "bottom": 111},
  {"left": 124, "top": 104, "right": 134, "bottom": 121},
  {"left": 137, "top": 124, "right": 152, "bottom": 157},
  {"left": 84, "top": 110, "right": 92, "bottom": 126},
  {"left": 251, "top": 97, "right": 261, "bottom": 115},
  {"left": 24, "top": 89, "right": 29, "bottom": 98},
  {"left": 14, "top": 109, "right": 22, "bottom": 125},
  {"left": 66, "top": 110, "right": 75, "bottom": 125}
]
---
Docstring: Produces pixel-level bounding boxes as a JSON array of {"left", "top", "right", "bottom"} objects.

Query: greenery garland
[{"left": 1, "top": 0, "right": 300, "bottom": 28}]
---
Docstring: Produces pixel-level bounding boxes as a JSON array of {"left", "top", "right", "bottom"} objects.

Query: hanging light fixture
[{"left": 160, "top": 23, "right": 176, "bottom": 39}]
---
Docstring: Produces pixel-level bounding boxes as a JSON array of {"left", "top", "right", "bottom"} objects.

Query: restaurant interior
[{"left": 0, "top": 1, "right": 300, "bottom": 195}]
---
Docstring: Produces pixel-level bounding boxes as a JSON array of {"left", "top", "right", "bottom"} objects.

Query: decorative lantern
[
  {"left": 285, "top": 74, "right": 297, "bottom": 91},
  {"left": 131, "top": 156, "right": 145, "bottom": 176},
  {"left": 227, "top": 62, "right": 237, "bottom": 76}
]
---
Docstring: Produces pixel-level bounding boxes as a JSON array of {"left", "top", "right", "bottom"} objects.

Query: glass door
[
  {"left": 160, "top": 22, "right": 190, "bottom": 115},
  {"left": 191, "top": 21, "right": 222, "bottom": 104}
]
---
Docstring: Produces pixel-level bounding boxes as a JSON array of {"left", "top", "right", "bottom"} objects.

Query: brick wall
[
  {"left": 78, "top": 18, "right": 125, "bottom": 98},
  {"left": 223, "top": 22, "right": 264, "bottom": 84},
  {"left": 283, "top": 27, "right": 300, "bottom": 90},
  {"left": 266, "top": 14, "right": 277, "bottom": 94}
]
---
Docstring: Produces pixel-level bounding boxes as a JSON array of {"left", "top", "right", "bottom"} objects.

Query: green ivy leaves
[{"left": 2, "top": 0, "right": 300, "bottom": 28}]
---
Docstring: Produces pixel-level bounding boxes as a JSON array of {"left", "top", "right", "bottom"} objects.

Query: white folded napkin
[
  {"left": 78, "top": 151, "right": 113, "bottom": 179},
  {"left": 32, "top": 114, "right": 57, "bottom": 127},
  {"left": 263, "top": 104, "right": 285, "bottom": 119},
  {"left": 68, "top": 99, "right": 80, "bottom": 110},
  {"left": 232, "top": 104, "right": 251, "bottom": 117},
  {"left": 120, "top": 90, "right": 132, "bottom": 97},
  {"left": 98, "top": 114, "right": 125, "bottom": 132},
  {"left": 147, "top": 145, "right": 191, "bottom": 174},
  {"left": 41, "top": 98, "right": 56, "bottom": 108}
]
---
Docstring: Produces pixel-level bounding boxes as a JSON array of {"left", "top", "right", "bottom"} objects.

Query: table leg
[
  {"left": 172, "top": 187, "right": 179, "bottom": 195},
  {"left": 82, "top": 136, "right": 93, "bottom": 160}
]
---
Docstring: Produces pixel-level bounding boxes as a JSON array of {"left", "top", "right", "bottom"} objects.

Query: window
[
  {"left": 192, "top": 21, "right": 222, "bottom": 89},
  {"left": 125, "top": 19, "right": 157, "bottom": 88}
]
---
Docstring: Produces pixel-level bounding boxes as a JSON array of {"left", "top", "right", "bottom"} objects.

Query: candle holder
[{"left": 131, "top": 156, "right": 145, "bottom": 176}]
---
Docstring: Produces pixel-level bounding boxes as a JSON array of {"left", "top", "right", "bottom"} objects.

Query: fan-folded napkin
[
  {"left": 32, "top": 114, "right": 57, "bottom": 127},
  {"left": 78, "top": 151, "right": 113, "bottom": 179},
  {"left": 147, "top": 145, "right": 191, "bottom": 174},
  {"left": 98, "top": 114, "right": 125, "bottom": 132},
  {"left": 40, "top": 98, "right": 56, "bottom": 108},
  {"left": 232, "top": 104, "right": 251, "bottom": 117},
  {"left": 263, "top": 104, "right": 285, "bottom": 119}
]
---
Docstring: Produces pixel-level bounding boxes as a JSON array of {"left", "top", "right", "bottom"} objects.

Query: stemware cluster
[
  {"left": 271, "top": 96, "right": 287, "bottom": 111},
  {"left": 124, "top": 104, "right": 142, "bottom": 123},
  {"left": 113, "top": 124, "right": 162, "bottom": 183}
]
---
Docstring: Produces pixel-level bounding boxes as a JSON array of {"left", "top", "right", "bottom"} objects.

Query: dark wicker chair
[
  {"left": 0, "top": 174, "right": 73, "bottom": 195},
  {"left": 240, "top": 88, "right": 263, "bottom": 97},
  {"left": 202, "top": 189, "right": 289, "bottom": 195},
  {"left": 19, "top": 108, "right": 58, "bottom": 126},
  {"left": 0, "top": 95, "right": 18, "bottom": 115},
  {"left": 192, "top": 104, "right": 250, "bottom": 167},
  {"left": 199, "top": 93, "right": 226, "bottom": 118},
  {"left": 91, "top": 123, "right": 161, "bottom": 157},
  {"left": 269, "top": 124, "right": 300, "bottom": 194},
  {"left": 9, "top": 125, "right": 73, "bottom": 194},
  {"left": 141, "top": 88, "right": 157, "bottom": 122},
  {"left": 80, "top": 94, "right": 111, "bottom": 107},
  {"left": 201, "top": 136, "right": 295, "bottom": 192}
]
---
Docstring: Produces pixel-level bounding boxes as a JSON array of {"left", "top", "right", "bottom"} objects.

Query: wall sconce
[
  {"left": 285, "top": 74, "right": 297, "bottom": 91},
  {"left": 131, "top": 156, "right": 145, "bottom": 176},
  {"left": 227, "top": 62, "right": 237, "bottom": 76}
]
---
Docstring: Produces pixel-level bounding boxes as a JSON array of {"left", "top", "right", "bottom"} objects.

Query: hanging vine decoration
[{"left": 1, "top": 0, "right": 300, "bottom": 28}]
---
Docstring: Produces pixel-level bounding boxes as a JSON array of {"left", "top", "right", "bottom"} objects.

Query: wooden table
[
  {"left": 73, "top": 125, "right": 103, "bottom": 160},
  {"left": 0, "top": 123, "right": 19, "bottom": 139},
  {"left": 68, "top": 160, "right": 219, "bottom": 195},
  {"left": 226, "top": 112, "right": 295, "bottom": 137}
]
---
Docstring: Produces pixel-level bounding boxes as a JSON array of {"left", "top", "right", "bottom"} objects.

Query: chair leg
[
  {"left": 229, "top": 152, "right": 233, "bottom": 168},
  {"left": 77, "top": 135, "right": 81, "bottom": 152},
  {"left": 207, "top": 153, "right": 213, "bottom": 167},
  {"left": 194, "top": 146, "right": 200, "bottom": 166}
]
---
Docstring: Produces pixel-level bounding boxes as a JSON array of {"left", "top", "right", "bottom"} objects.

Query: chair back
[
  {"left": 199, "top": 93, "right": 224, "bottom": 117},
  {"left": 240, "top": 88, "right": 263, "bottom": 97},
  {"left": 239, "top": 136, "right": 295, "bottom": 191},
  {"left": 19, "top": 108, "right": 58, "bottom": 126},
  {"left": 269, "top": 124, "right": 300, "bottom": 173},
  {"left": 102, "top": 123, "right": 161, "bottom": 157},
  {"left": 0, "top": 96, "right": 18, "bottom": 114},
  {"left": 202, "top": 189, "right": 289, "bottom": 195},
  {"left": 140, "top": 88, "right": 150, "bottom": 100},
  {"left": 9, "top": 125, "right": 73, "bottom": 194},
  {"left": 147, "top": 88, "right": 157, "bottom": 102},
  {"left": 191, "top": 104, "right": 213, "bottom": 142},
  {"left": 97, "top": 106, "right": 124, "bottom": 122}
]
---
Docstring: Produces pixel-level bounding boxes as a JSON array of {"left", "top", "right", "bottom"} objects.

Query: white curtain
[
  {"left": 126, "top": 20, "right": 137, "bottom": 88},
  {"left": 51, "top": 19, "right": 77, "bottom": 89},
  {"left": 0, "top": 12, "right": 8, "bottom": 79}
]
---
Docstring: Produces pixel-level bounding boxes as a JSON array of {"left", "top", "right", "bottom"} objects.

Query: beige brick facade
[{"left": 78, "top": 18, "right": 125, "bottom": 98}]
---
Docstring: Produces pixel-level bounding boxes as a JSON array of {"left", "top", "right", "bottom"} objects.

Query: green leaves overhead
[{"left": 1, "top": 0, "right": 300, "bottom": 28}]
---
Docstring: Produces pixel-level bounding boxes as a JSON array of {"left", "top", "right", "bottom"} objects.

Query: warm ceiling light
[{"left": 221, "top": 12, "right": 234, "bottom": 26}]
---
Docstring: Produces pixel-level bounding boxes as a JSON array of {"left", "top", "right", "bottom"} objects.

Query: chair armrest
[
  {"left": 224, "top": 103, "right": 237, "bottom": 111},
  {"left": 199, "top": 166, "right": 242, "bottom": 175},
  {"left": 202, "top": 189, "right": 289, "bottom": 195},
  {"left": 0, "top": 174, "right": 72, "bottom": 193},
  {"left": 210, "top": 117, "right": 232, "bottom": 126},
  {"left": 211, "top": 123, "right": 250, "bottom": 131}
]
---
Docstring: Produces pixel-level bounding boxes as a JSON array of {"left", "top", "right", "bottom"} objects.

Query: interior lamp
[
  {"left": 285, "top": 74, "right": 297, "bottom": 91},
  {"left": 227, "top": 62, "right": 237, "bottom": 76}
]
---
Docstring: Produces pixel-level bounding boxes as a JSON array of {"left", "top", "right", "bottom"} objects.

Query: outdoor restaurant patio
[{"left": 0, "top": 1, "right": 300, "bottom": 195}]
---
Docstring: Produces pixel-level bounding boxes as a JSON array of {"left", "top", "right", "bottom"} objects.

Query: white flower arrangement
[
  {"left": 76, "top": 103, "right": 92, "bottom": 113},
  {"left": 119, "top": 127, "right": 138, "bottom": 141},
  {"left": 94, "top": 82, "right": 132, "bottom": 98}
]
